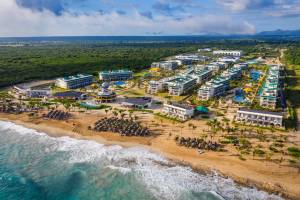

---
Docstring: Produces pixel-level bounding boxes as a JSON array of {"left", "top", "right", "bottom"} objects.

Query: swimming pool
[{"left": 114, "top": 81, "right": 126, "bottom": 86}]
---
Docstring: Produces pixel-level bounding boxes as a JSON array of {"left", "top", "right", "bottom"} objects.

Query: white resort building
[
  {"left": 147, "top": 75, "right": 197, "bottom": 96},
  {"left": 184, "top": 67, "right": 213, "bottom": 84},
  {"left": 151, "top": 61, "right": 179, "bottom": 71},
  {"left": 213, "top": 50, "right": 243, "bottom": 57},
  {"left": 259, "top": 65, "right": 283, "bottom": 109},
  {"left": 163, "top": 102, "right": 195, "bottom": 121},
  {"left": 56, "top": 74, "right": 93, "bottom": 89},
  {"left": 99, "top": 70, "right": 133, "bottom": 81},
  {"left": 197, "top": 64, "right": 244, "bottom": 100},
  {"left": 236, "top": 108, "right": 283, "bottom": 127},
  {"left": 198, "top": 81, "right": 225, "bottom": 100}
]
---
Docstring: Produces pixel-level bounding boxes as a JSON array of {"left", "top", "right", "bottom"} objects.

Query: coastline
[{"left": 0, "top": 113, "right": 299, "bottom": 199}]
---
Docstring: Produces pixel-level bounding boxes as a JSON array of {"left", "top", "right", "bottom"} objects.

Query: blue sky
[{"left": 1, "top": 0, "right": 300, "bottom": 36}]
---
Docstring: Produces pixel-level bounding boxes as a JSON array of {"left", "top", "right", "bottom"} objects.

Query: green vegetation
[
  {"left": 287, "top": 147, "right": 300, "bottom": 158},
  {"left": 0, "top": 43, "right": 199, "bottom": 87},
  {"left": 284, "top": 47, "right": 300, "bottom": 65},
  {"left": 253, "top": 148, "right": 266, "bottom": 157}
]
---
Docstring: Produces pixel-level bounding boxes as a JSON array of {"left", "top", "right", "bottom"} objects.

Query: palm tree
[{"left": 113, "top": 111, "right": 118, "bottom": 118}]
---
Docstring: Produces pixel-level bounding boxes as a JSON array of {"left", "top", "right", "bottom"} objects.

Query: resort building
[
  {"left": 185, "top": 67, "right": 213, "bottom": 84},
  {"left": 99, "top": 70, "right": 133, "bottom": 82},
  {"left": 259, "top": 65, "right": 283, "bottom": 109},
  {"left": 218, "top": 56, "right": 240, "bottom": 63},
  {"left": 213, "top": 50, "right": 243, "bottom": 57},
  {"left": 151, "top": 61, "right": 179, "bottom": 71},
  {"left": 234, "top": 63, "right": 248, "bottom": 70},
  {"left": 147, "top": 75, "right": 197, "bottom": 96},
  {"left": 12, "top": 81, "right": 54, "bottom": 99},
  {"left": 197, "top": 64, "right": 244, "bottom": 100},
  {"left": 198, "top": 81, "right": 225, "bottom": 100},
  {"left": 236, "top": 108, "right": 283, "bottom": 127},
  {"left": 165, "top": 76, "right": 197, "bottom": 96},
  {"left": 13, "top": 85, "right": 51, "bottom": 99},
  {"left": 121, "top": 97, "right": 152, "bottom": 109},
  {"left": 56, "top": 74, "right": 93, "bottom": 89},
  {"left": 53, "top": 91, "right": 87, "bottom": 100},
  {"left": 198, "top": 48, "right": 212, "bottom": 52},
  {"left": 95, "top": 82, "right": 116, "bottom": 103},
  {"left": 175, "top": 54, "right": 207, "bottom": 64},
  {"left": 206, "top": 62, "right": 227, "bottom": 73},
  {"left": 163, "top": 102, "right": 195, "bottom": 121}
]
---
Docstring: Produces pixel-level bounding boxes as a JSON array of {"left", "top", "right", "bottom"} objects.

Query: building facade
[
  {"left": 151, "top": 61, "right": 179, "bottom": 71},
  {"left": 213, "top": 50, "right": 243, "bottom": 57},
  {"left": 163, "top": 102, "right": 194, "bottom": 121},
  {"left": 99, "top": 70, "right": 133, "bottom": 81},
  {"left": 236, "top": 108, "right": 283, "bottom": 127},
  {"left": 198, "top": 82, "right": 225, "bottom": 100},
  {"left": 56, "top": 74, "right": 93, "bottom": 89},
  {"left": 259, "top": 65, "right": 283, "bottom": 109}
]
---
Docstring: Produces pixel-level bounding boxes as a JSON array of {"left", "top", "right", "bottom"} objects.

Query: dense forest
[
  {"left": 0, "top": 43, "right": 200, "bottom": 87},
  {"left": 0, "top": 38, "right": 298, "bottom": 88},
  {"left": 284, "top": 47, "right": 300, "bottom": 65}
]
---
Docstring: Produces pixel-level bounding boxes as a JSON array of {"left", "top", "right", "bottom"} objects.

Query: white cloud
[{"left": 0, "top": 0, "right": 256, "bottom": 37}]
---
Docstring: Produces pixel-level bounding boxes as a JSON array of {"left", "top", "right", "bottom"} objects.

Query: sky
[{"left": 0, "top": 0, "right": 300, "bottom": 37}]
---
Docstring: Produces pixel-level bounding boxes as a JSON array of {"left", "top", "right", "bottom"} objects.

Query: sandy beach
[{"left": 1, "top": 111, "right": 300, "bottom": 200}]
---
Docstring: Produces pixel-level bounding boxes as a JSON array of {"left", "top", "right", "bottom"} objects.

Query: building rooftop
[
  {"left": 238, "top": 108, "right": 283, "bottom": 117},
  {"left": 99, "top": 70, "right": 132, "bottom": 74},
  {"left": 54, "top": 91, "right": 84, "bottom": 98},
  {"left": 59, "top": 74, "right": 93, "bottom": 81},
  {"left": 167, "top": 101, "right": 194, "bottom": 110},
  {"left": 123, "top": 97, "right": 152, "bottom": 106}
]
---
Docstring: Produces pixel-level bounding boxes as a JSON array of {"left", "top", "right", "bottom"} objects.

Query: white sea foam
[{"left": 0, "top": 120, "right": 283, "bottom": 200}]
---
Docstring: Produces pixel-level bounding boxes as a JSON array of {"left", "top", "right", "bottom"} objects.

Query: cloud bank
[{"left": 0, "top": 0, "right": 256, "bottom": 37}]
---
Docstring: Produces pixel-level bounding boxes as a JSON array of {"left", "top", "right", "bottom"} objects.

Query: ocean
[{"left": 0, "top": 121, "right": 282, "bottom": 200}]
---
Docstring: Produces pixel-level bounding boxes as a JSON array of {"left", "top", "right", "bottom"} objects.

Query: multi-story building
[
  {"left": 234, "top": 63, "right": 248, "bottom": 70},
  {"left": 236, "top": 108, "right": 283, "bottom": 127},
  {"left": 99, "top": 70, "right": 133, "bottom": 81},
  {"left": 163, "top": 102, "right": 195, "bottom": 121},
  {"left": 259, "top": 65, "right": 283, "bottom": 109},
  {"left": 147, "top": 75, "right": 197, "bottom": 96},
  {"left": 218, "top": 56, "right": 240, "bottom": 63},
  {"left": 166, "top": 76, "right": 197, "bottom": 96},
  {"left": 197, "top": 64, "right": 244, "bottom": 100},
  {"left": 175, "top": 54, "right": 207, "bottom": 64},
  {"left": 198, "top": 81, "right": 225, "bottom": 100},
  {"left": 185, "top": 67, "right": 213, "bottom": 84},
  {"left": 213, "top": 50, "right": 243, "bottom": 57},
  {"left": 56, "top": 74, "right": 93, "bottom": 89},
  {"left": 206, "top": 62, "right": 227, "bottom": 73},
  {"left": 13, "top": 85, "right": 51, "bottom": 98},
  {"left": 151, "top": 61, "right": 179, "bottom": 71}
]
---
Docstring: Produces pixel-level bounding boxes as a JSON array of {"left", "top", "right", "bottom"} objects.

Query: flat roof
[
  {"left": 123, "top": 97, "right": 152, "bottom": 105},
  {"left": 60, "top": 74, "right": 93, "bottom": 81},
  {"left": 54, "top": 91, "right": 83, "bottom": 98},
  {"left": 99, "top": 70, "right": 132, "bottom": 74},
  {"left": 238, "top": 108, "right": 283, "bottom": 117},
  {"left": 166, "top": 102, "right": 194, "bottom": 110}
]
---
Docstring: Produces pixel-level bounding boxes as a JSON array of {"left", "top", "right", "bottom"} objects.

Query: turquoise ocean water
[{"left": 0, "top": 121, "right": 282, "bottom": 200}]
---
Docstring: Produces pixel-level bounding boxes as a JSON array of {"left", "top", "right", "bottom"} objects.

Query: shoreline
[{"left": 0, "top": 113, "right": 299, "bottom": 199}]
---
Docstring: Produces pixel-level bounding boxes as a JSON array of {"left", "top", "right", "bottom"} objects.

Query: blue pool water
[
  {"left": 114, "top": 81, "right": 125, "bottom": 86},
  {"left": 250, "top": 70, "right": 261, "bottom": 81},
  {"left": 0, "top": 121, "right": 282, "bottom": 200}
]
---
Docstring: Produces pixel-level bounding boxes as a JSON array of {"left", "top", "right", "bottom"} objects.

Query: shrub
[
  {"left": 253, "top": 149, "right": 265, "bottom": 156},
  {"left": 287, "top": 147, "right": 300, "bottom": 158},
  {"left": 269, "top": 145, "right": 279, "bottom": 153}
]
